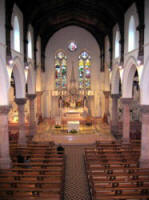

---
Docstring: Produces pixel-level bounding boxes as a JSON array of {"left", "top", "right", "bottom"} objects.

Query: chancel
[
  {"left": 1, "top": 0, "right": 149, "bottom": 200},
  {"left": 57, "top": 61, "right": 90, "bottom": 123}
]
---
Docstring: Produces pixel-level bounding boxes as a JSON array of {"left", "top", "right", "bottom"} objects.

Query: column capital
[
  {"left": 27, "top": 94, "right": 36, "bottom": 100},
  {"left": 15, "top": 98, "right": 27, "bottom": 105},
  {"left": 111, "top": 94, "right": 120, "bottom": 99},
  {"left": 120, "top": 98, "right": 133, "bottom": 105},
  {"left": 0, "top": 105, "right": 10, "bottom": 114},
  {"left": 140, "top": 105, "right": 149, "bottom": 114},
  {"left": 103, "top": 91, "right": 110, "bottom": 97},
  {"left": 36, "top": 91, "right": 43, "bottom": 96}
]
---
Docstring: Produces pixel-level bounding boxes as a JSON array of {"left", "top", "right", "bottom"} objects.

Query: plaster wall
[{"left": 44, "top": 26, "right": 101, "bottom": 117}]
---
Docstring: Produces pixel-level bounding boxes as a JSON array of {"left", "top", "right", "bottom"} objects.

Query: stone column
[
  {"left": 121, "top": 98, "right": 132, "bottom": 143},
  {"left": 0, "top": 106, "right": 12, "bottom": 169},
  {"left": 15, "top": 98, "right": 27, "bottom": 145},
  {"left": 36, "top": 91, "right": 43, "bottom": 118},
  {"left": 139, "top": 105, "right": 149, "bottom": 168},
  {"left": 111, "top": 94, "right": 120, "bottom": 135},
  {"left": 103, "top": 91, "right": 110, "bottom": 123},
  {"left": 27, "top": 94, "right": 36, "bottom": 136}
]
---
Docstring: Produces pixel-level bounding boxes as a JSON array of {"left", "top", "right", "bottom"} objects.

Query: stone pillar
[
  {"left": 36, "top": 91, "right": 43, "bottom": 118},
  {"left": 103, "top": 91, "right": 110, "bottom": 123},
  {"left": 121, "top": 98, "right": 132, "bottom": 143},
  {"left": 139, "top": 105, "right": 149, "bottom": 168},
  {"left": 111, "top": 94, "right": 120, "bottom": 135},
  {"left": 0, "top": 106, "right": 12, "bottom": 169},
  {"left": 15, "top": 98, "right": 27, "bottom": 145},
  {"left": 27, "top": 94, "right": 36, "bottom": 136}
]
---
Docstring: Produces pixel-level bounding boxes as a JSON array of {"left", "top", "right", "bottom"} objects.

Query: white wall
[
  {"left": 140, "top": 0, "right": 149, "bottom": 105},
  {"left": 0, "top": 0, "right": 9, "bottom": 105},
  {"left": 36, "top": 36, "right": 41, "bottom": 67},
  {"left": 44, "top": 25, "right": 101, "bottom": 117}
]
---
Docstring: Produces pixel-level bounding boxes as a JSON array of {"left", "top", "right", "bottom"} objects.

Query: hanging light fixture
[
  {"left": 118, "top": 60, "right": 123, "bottom": 70},
  {"left": 24, "top": 61, "right": 30, "bottom": 82}
]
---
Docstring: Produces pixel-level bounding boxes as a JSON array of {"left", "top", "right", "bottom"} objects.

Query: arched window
[
  {"left": 55, "top": 51, "right": 67, "bottom": 89},
  {"left": 115, "top": 31, "right": 120, "bottom": 58},
  {"left": 27, "top": 31, "right": 32, "bottom": 58},
  {"left": 13, "top": 16, "right": 20, "bottom": 52},
  {"left": 128, "top": 16, "right": 135, "bottom": 52},
  {"left": 78, "top": 51, "right": 91, "bottom": 89}
]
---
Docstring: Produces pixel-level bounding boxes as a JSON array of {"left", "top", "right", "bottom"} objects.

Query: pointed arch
[
  {"left": 55, "top": 50, "right": 67, "bottom": 89},
  {"left": 11, "top": 4, "right": 23, "bottom": 54},
  {"left": 12, "top": 56, "right": 26, "bottom": 98},
  {"left": 122, "top": 56, "right": 138, "bottom": 98},
  {"left": 78, "top": 50, "right": 91, "bottom": 89},
  {"left": 0, "top": 57, "right": 9, "bottom": 105}
]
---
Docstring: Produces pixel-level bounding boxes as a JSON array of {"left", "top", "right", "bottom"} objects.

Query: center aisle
[{"left": 64, "top": 145, "right": 93, "bottom": 200}]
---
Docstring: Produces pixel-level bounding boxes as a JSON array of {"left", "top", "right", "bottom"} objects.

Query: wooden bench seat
[
  {"left": 86, "top": 165, "right": 149, "bottom": 174},
  {"left": 0, "top": 166, "right": 64, "bottom": 175},
  {"left": 12, "top": 162, "right": 64, "bottom": 168},
  {"left": 87, "top": 170, "right": 149, "bottom": 178},
  {"left": 0, "top": 180, "right": 63, "bottom": 191},
  {"left": 84, "top": 141, "right": 149, "bottom": 200},
  {"left": 0, "top": 182, "right": 63, "bottom": 191},
  {"left": 93, "top": 193, "right": 149, "bottom": 200},
  {"left": 0, "top": 189, "right": 62, "bottom": 200},
  {"left": 1, "top": 196, "right": 61, "bottom": 200},
  {"left": 0, "top": 142, "right": 65, "bottom": 200},
  {"left": 0, "top": 174, "right": 63, "bottom": 182}
]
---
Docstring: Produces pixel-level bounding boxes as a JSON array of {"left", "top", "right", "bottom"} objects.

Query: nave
[{"left": 1, "top": 134, "right": 149, "bottom": 200}]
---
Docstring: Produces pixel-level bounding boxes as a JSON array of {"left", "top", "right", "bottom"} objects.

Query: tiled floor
[{"left": 64, "top": 145, "right": 94, "bottom": 200}]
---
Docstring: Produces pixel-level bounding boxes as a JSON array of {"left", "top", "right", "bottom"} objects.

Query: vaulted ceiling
[{"left": 8, "top": 0, "right": 137, "bottom": 49}]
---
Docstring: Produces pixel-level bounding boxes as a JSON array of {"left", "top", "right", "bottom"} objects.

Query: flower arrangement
[
  {"left": 70, "top": 129, "right": 78, "bottom": 134},
  {"left": 55, "top": 125, "right": 61, "bottom": 128},
  {"left": 86, "top": 121, "right": 92, "bottom": 126}
]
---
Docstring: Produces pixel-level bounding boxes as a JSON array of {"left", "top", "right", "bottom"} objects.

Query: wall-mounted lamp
[
  {"left": 108, "top": 67, "right": 112, "bottom": 72},
  {"left": 118, "top": 61, "right": 123, "bottom": 70},
  {"left": 7, "top": 55, "right": 14, "bottom": 66},
  {"left": 24, "top": 62, "right": 30, "bottom": 70},
  {"left": 24, "top": 62, "right": 30, "bottom": 82},
  {"left": 137, "top": 55, "right": 143, "bottom": 66}
]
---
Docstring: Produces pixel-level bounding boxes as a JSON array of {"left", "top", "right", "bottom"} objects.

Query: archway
[
  {"left": 122, "top": 56, "right": 138, "bottom": 98},
  {"left": 0, "top": 57, "right": 9, "bottom": 105}
]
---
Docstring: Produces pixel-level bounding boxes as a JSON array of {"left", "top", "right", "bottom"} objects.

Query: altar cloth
[{"left": 67, "top": 121, "right": 80, "bottom": 132}]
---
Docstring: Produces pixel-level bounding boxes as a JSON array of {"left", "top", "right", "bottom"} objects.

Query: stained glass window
[
  {"left": 68, "top": 41, "right": 77, "bottom": 52},
  {"left": 78, "top": 51, "right": 91, "bottom": 89},
  {"left": 55, "top": 51, "right": 67, "bottom": 89}
]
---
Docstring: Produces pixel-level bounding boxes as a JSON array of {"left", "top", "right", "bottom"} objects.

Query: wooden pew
[{"left": 0, "top": 142, "right": 65, "bottom": 200}]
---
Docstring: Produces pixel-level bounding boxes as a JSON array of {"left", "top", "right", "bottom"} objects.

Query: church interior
[{"left": 1, "top": 0, "right": 149, "bottom": 199}]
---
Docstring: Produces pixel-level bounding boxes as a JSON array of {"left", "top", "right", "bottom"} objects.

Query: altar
[
  {"left": 63, "top": 107, "right": 83, "bottom": 119},
  {"left": 67, "top": 121, "right": 80, "bottom": 132}
]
